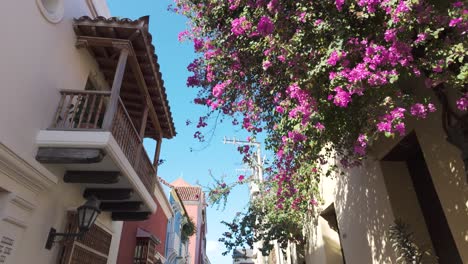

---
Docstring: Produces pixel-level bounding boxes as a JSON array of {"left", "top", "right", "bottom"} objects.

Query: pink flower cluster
[
  {"left": 231, "top": 16, "right": 251, "bottom": 36},
  {"left": 410, "top": 103, "right": 436, "bottom": 119},
  {"left": 286, "top": 83, "right": 315, "bottom": 124},
  {"left": 354, "top": 134, "right": 368, "bottom": 155},
  {"left": 212, "top": 80, "right": 231, "bottom": 98},
  {"left": 257, "top": 16, "right": 275, "bottom": 36},
  {"left": 456, "top": 94, "right": 468, "bottom": 111}
]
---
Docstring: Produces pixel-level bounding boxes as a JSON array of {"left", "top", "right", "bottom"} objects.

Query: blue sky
[{"left": 108, "top": 1, "right": 255, "bottom": 263}]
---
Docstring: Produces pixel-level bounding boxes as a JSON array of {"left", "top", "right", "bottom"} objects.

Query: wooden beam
[
  {"left": 127, "top": 53, "right": 162, "bottom": 138},
  {"left": 134, "top": 103, "right": 149, "bottom": 169},
  {"left": 127, "top": 29, "right": 141, "bottom": 42},
  {"left": 102, "top": 48, "right": 129, "bottom": 130},
  {"left": 153, "top": 137, "right": 162, "bottom": 174},
  {"left": 100, "top": 201, "right": 143, "bottom": 212},
  {"left": 83, "top": 188, "right": 133, "bottom": 200},
  {"left": 139, "top": 104, "right": 149, "bottom": 138},
  {"left": 75, "top": 36, "right": 171, "bottom": 137},
  {"left": 64, "top": 171, "right": 120, "bottom": 184},
  {"left": 75, "top": 36, "right": 134, "bottom": 53},
  {"left": 36, "top": 147, "right": 104, "bottom": 164},
  {"left": 112, "top": 212, "right": 151, "bottom": 221}
]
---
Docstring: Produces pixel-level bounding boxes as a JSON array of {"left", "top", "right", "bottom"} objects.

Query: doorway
[{"left": 382, "top": 133, "right": 462, "bottom": 263}]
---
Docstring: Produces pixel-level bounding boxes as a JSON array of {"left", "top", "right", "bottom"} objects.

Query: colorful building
[
  {"left": 0, "top": 0, "right": 175, "bottom": 263},
  {"left": 171, "top": 179, "right": 209, "bottom": 264},
  {"left": 117, "top": 181, "right": 173, "bottom": 264},
  {"left": 166, "top": 188, "right": 191, "bottom": 264}
]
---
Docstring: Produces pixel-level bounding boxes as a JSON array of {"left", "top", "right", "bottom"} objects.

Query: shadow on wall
[
  {"left": 334, "top": 126, "right": 468, "bottom": 263},
  {"left": 335, "top": 158, "right": 396, "bottom": 264},
  {"left": 414, "top": 128, "right": 468, "bottom": 260}
]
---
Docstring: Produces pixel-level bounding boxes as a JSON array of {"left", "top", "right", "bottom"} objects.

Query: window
[
  {"left": 134, "top": 238, "right": 156, "bottom": 264},
  {"left": 36, "top": 0, "right": 64, "bottom": 23},
  {"left": 57, "top": 212, "right": 112, "bottom": 264}
]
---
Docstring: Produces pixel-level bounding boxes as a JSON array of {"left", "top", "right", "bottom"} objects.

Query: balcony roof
[{"left": 73, "top": 16, "right": 176, "bottom": 139}]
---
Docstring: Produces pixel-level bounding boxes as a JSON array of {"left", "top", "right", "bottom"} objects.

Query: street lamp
[{"left": 45, "top": 196, "right": 101, "bottom": 249}]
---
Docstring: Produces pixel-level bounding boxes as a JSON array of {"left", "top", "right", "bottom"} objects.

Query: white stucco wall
[
  {"left": 307, "top": 79, "right": 468, "bottom": 263},
  {"left": 0, "top": 1, "right": 122, "bottom": 263}
]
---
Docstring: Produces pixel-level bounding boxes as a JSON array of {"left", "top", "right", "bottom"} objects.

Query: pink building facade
[{"left": 172, "top": 179, "right": 209, "bottom": 264}]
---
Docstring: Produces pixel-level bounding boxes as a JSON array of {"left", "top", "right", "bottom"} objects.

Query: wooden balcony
[
  {"left": 48, "top": 89, "right": 156, "bottom": 196},
  {"left": 36, "top": 89, "right": 159, "bottom": 220},
  {"left": 36, "top": 15, "right": 176, "bottom": 221}
]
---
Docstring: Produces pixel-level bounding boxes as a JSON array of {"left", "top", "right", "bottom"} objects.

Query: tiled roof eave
[{"left": 73, "top": 15, "right": 176, "bottom": 139}]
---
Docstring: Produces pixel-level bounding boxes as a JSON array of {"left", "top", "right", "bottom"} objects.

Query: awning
[{"left": 136, "top": 227, "right": 161, "bottom": 245}]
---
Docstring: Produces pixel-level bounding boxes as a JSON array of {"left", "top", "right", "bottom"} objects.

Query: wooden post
[
  {"left": 134, "top": 103, "right": 149, "bottom": 169},
  {"left": 102, "top": 48, "right": 129, "bottom": 130},
  {"left": 139, "top": 103, "right": 149, "bottom": 138},
  {"left": 153, "top": 136, "right": 162, "bottom": 174}
]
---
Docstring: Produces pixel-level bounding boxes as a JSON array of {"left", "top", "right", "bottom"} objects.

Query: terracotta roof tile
[{"left": 175, "top": 186, "right": 202, "bottom": 201}]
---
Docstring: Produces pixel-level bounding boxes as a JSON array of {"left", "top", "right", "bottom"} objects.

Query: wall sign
[{"left": 0, "top": 236, "right": 14, "bottom": 263}]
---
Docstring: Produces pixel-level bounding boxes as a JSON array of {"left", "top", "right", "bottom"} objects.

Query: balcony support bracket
[{"left": 36, "top": 147, "right": 104, "bottom": 164}]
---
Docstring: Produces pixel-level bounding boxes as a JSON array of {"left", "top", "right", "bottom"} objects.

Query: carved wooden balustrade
[{"left": 50, "top": 90, "right": 156, "bottom": 194}]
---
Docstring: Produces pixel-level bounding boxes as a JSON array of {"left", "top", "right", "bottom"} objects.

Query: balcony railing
[{"left": 50, "top": 89, "right": 156, "bottom": 194}]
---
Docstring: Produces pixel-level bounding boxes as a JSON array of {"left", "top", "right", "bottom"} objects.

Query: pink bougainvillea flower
[
  {"left": 335, "top": 0, "right": 345, "bottom": 11},
  {"left": 178, "top": 30, "right": 189, "bottom": 42},
  {"left": 276, "top": 105, "right": 285, "bottom": 113},
  {"left": 231, "top": 16, "right": 251, "bottom": 36},
  {"left": 262, "top": 60, "right": 272, "bottom": 71},
  {"left": 377, "top": 121, "right": 392, "bottom": 132},
  {"left": 332, "top": 87, "right": 352, "bottom": 107},
  {"left": 384, "top": 28, "right": 397, "bottom": 42},
  {"left": 394, "top": 122, "right": 406, "bottom": 136},
  {"left": 456, "top": 96, "right": 468, "bottom": 111},
  {"left": 228, "top": 0, "right": 240, "bottom": 10},
  {"left": 238, "top": 175, "right": 245, "bottom": 181},
  {"left": 449, "top": 18, "right": 463, "bottom": 27},
  {"left": 427, "top": 103, "right": 436, "bottom": 112},
  {"left": 314, "top": 122, "right": 325, "bottom": 131},
  {"left": 414, "top": 33, "right": 427, "bottom": 44},
  {"left": 327, "top": 51, "right": 342, "bottom": 66},
  {"left": 354, "top": 134, "right": 368, "bottom": 155},
  {"left": 453, "top": 1, "right": 463, "bottom": 8},
  {"left": 212, "top": 80, "right": 231, "bottom": 98},
  {"left": 410, "top": 103, "right": 427, "bottom": 119},
  {"left": 193, "top": 38, "right": 204, "bottom": 51},
  {"left": 267, "top": 0, "right": 278, "bottom": 13},
  {"left": 257, "top": 16, "right": 274, "bottom": 36}
]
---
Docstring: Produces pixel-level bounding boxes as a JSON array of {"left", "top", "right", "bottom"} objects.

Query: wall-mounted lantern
[{"left": 45, "top": 196, "right": 101, "bottom": 250}]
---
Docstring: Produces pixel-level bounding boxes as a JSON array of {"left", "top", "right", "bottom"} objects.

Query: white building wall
[{"left": 0, "top": 1, "right": 122, "bottom": 263}]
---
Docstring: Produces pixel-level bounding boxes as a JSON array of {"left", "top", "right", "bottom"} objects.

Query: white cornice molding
[
  {"left": 10, "top": 195, "right": 36, "bottom": 213},
  {"left": 1, "top": 195, "right": 37, "bottom": 229},
  {"left": 0, "top": 143, "right": 57, "bottom": 194},
  {"left": 154, "top": 181, "right": 173, "bottom": 219}
]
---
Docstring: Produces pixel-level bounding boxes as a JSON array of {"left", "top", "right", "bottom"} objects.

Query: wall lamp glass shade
[
  {"left": 45, "top": 196, "right": 101, "bottom": 250},
  {"left": 77, "top": 196, "right": 101, "bottom": 232}
]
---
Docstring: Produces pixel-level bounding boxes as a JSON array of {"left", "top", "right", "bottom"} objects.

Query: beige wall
[
  {"left": 0, "top": 1, "right": 123, "bottom": 263},
  {"left": 0, "top": 172, "right": 121, "bottom": 264},
  {"left": 307, "top": 79, "right": 468, "bottom": 263},
  {"left": 0, "top": 0, "right": 101, "bottom": 171}
]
